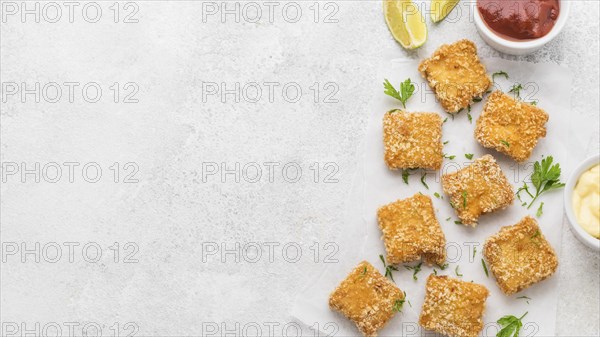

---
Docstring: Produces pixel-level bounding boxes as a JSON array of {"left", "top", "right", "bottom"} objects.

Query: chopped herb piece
[
  {"left": 379, "top": 254, "right": 398, "bottom": 282},
  {"left": 421, "top": 173, "right": 429, "bottom": 189},
  {"left": 434, "top": 192, "right": 441, "bottom": 199},
  {"left": 500, "top": 139, "right": 510, "bottom": 147},
  {"left": 462, "top": 190, "right": 468, "bottom": 209},
  {"left": 404, "top": 262, "right": 423, "bottom": 281},
  {"left": 445, "top": 217, "right": 451, "bottom": 221},
  {"left": 436, "top": 263, "right": 449, "bottom": 270},
  {"left": 481, "top": 259, "right": 489, "bottom": 277},
  {"left": 465, "top": 153, "right": 474, "bottom": 160},
  {"left": 402, "top": 170, "right": 410, "bottom": 184},
  {"left": 455, "top": 265, "right": 463, "bottom": 277},
  {"left": 492, "top": 71, "right": 509, "bottom": 81},
  {"left": 536, "top": 202, "right": 544, "bottom": 217},
  {"left": 509, "top": 83, "right": 523, "bottom": 100},
  {"left": 516, "top": 296, "right": 531, "bottom": 304},
  {"left": 473, "top": 246, "right": 477, "bottom": 259},
  {"left": 454, "top": 220, "right": 463, "bottom": 225},
  {"left": 443, "top": 140, "right": 449, "bottom": 145},
  {"left": 392, "top": 298, "right": 405, "bottom": 312},
  {"left": 473, "top": 97, "right": 482, "bottom": 102},
  {"left": 443, "top": 153, "right": 456, "bottom": 160}
]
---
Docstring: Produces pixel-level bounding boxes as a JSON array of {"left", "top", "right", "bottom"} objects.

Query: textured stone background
[{"left": 1, "top": 1, "right": 598, "bottom": 336}]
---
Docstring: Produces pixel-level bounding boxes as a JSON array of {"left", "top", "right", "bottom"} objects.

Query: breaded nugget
[
  {"left": 483, "top": 216, "right": 558, "bottom": 295},
  {"left": 329, "top": 261, "right": 404, "bottom": 337},
  {"left": 475, "top": 91, "right": 549, "bottom": 162},
  {"left": 419, "top": 275, "right": 489, "bottom": 337},
  {"left": 383, "top": 110, "right": 443, "bottom": 170},
  {"left": 441, "top": 155, "right": 513, "bottom": 226},
  {"left": 418, "top": 40, "right": 491, "bottom": 113},
  {"left": 377, "top": 193, "right": 446, "bottom": 265}
]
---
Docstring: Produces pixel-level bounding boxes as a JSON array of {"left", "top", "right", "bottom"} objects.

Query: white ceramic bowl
[
  {"left": 564, "top": 155, "right": 600, "bottom": 251},
  {"left": 473, "top": 0, "right": 570, "bottom": 55}
]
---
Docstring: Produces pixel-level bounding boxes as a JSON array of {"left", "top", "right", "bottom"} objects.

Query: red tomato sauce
[{"left": 478, "top": 0, "right": 560, "bottom": 40}]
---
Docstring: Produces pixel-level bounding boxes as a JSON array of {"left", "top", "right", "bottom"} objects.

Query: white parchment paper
[{"left": 292, "top": 58, "right": 573, "bottom": 337}]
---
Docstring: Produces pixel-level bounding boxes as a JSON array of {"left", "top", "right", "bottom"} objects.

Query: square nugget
[
  {"left": 418, "top": 39, "right": 491, "bottom": 113},
  {"left": 329, "top": 261, "right": 405, "bottom": 337},
  {"left": 377, "top": 193, "right": 446, "bottom": 265},
  {"left": 475, "top": 91, "right": 549, "bottom": 162},
  {"left": 383, "top": 109, "right": 443, "bottom": 170},
  {"left": 441, "top": 155, "right": 513, "bottom": 226},
  {"left": 483, "top": 216, "right": 559, "bottom": 295},
  {"left": 419, "top": 275, "right": 489, "bottom": 337}
]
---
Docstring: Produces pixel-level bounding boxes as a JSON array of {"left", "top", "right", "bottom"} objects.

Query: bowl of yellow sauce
[{"left": 565, "top": 155, "right": 600, "bottom": 251}]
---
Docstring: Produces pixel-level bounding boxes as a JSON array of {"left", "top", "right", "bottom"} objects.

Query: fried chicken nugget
[
  {"left": 441, "top": 155, "right": 514, "bottom": 226},
  {"left": 329, "top": 261, "right": 405, "bottom": 337},
  {"left": 383, "top": 109, "right": 443, "bottom": 170},
  {"left": 419, "top": 40, "right": 491, "bottom": 113},
  {"left": 483, "top": 216, "right": 559, "bottom": 295},
  {"left": 377, "top": 193, "right": 446, "bottom": 265},
  {"left": 419, "top": 275, "right": 490, "bottom": 337},
  {"left": 475, "top": 91, "right": 549, "bottom": 162}
]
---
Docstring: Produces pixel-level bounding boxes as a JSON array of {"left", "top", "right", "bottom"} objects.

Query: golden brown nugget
[
  {"left": 329, "top": 261, "right": 405, "bottom": 337},
  {"left": 383, "top": 110, "right": 443, "bottom": 170},
  {"left": 475, "top": 91, "right": 549, "bottom": 162},
  {"left": 418, "top": 40, "right": 491, "bottom": 113},
  {"left": 419, "top": 275, "right": 489, "bottom": 337},
  {"left": 377, "top": 194, "right": 446, "bottom": 265},
  {"left": 483, "top": 216, "right": 558, "bottom": 295},
  {"left": 441, "top": 155, "right": 513, "bottom": 226}
]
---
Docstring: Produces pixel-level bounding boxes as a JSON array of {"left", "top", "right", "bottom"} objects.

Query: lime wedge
[
  {"left": 383, "top": 0, "right": 428, "bottom": 49},
  {"left": 430, "top": 0, "right": 460, "bottom": 23}
]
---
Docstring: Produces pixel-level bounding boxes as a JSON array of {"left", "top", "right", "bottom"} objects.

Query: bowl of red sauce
[{"left": 474, "top": 0, "right": 570, "bottom": 55}]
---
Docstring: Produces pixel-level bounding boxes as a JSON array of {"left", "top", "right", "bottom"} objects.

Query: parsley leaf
[
  {"left": 519, "top": 156, "right": 565, "bottom": 209},
  {"left": 455, "top": 265, "right": 463, "bottom": 277},
  {"left": 492, "top": 71, "right": 509, "bottom": 81},
  {"left": 434, "top": 192, "right": 442, "bottom": 199},
  {"left": 465, "top": 153, "right": 474, "bottom": 160},
  {"left": 443, "top": 153, "right": 456, "bottom": 160},
  {"left": 496, "top": 312, "right": 528, "bottom": 337},
  {"left": 462, "top": 190, "right": 467, "bottom": 209},
  {"left": 500, "top": 139, "right": 510, "bottom": 147},
  {"left": 384, "top": 78, "right": 415, "bottom": 108},
  {"left": 436, "top": 263, "right": 448, "bottom": 270}
]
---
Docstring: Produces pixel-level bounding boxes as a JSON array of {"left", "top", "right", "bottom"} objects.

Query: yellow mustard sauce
[{"left": 572, "top": 164, "right": 600, "bottom": 239}]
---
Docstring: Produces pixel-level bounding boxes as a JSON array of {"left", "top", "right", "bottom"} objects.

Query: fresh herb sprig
[
  {"left": 496, "top": 312, "right": 528, "bottom": 337},
  {"left": 384, "top": 78, "right": 415, "bottom": 108},
  {"left": 517, "top": 156, "right": 565, "bottom": 209}
]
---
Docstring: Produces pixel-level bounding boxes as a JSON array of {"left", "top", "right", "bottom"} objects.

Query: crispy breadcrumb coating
[
  {"left": 377, "top": 193, "right": 446, "bottom": 265},
  {"left": 475, "top": 91, "right": 549, "bottom": 162},
  {"left": 441, "top": 155, "right": 514, "bottom": 226},
  {"left": 419, "top": 275, "right": 489, "bottom": 337},
  {"left": 329, "top": 261, "right": 405, "bottom": 337},
  {"left": 483, "top": 216, "right": 559, "bottom": 295},
  {"left": 383, "top": 110, "right": 443, "bottom": 170},
  {"left": 418, "top": 39, "right": 491, "bottom": 113}
]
